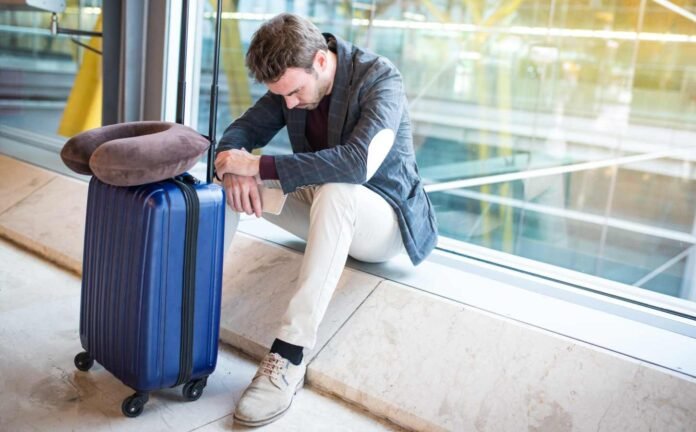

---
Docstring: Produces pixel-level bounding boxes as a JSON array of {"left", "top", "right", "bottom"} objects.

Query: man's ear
[{"left": 314, "top": 50, "right": 328, "bottom": 72}]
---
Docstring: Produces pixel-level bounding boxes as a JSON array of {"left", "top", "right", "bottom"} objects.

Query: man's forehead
[{"left": 267, "top": 68, "right": 311, "bottom": 95}]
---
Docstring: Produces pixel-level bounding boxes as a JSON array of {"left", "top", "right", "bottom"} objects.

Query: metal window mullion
[
  {"left": 112, "top": 0, "right": 172, "bottom": 122},
  {"left": 634, "top": 247, "right": 692, "bottom": 288},
  {"left": 102, "top": 0, "right": 122, "bottom": 126},
  {"left": 120, "top": 0, "right": 145, "bottom": 122},
  {"left": 681, "top": 213, "right": 696, "bottom": 300},
  {"left": 161, "top": 0, "right": 203, "bottom": 126},
  {"left": 438, "top": 187, "right": 696, "bottom": 245}
]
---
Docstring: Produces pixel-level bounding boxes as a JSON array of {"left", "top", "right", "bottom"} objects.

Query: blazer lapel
[
  {"left": 286, "top": 108, "right": 311, "bottom": 153},
  {"left": 326, "top": 35, "right": 354, "bottom": 149}
]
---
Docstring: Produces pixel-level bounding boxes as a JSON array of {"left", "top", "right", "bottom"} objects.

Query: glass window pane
[{"left": 196, "top": 1, "right": 696, "bottom": 307}]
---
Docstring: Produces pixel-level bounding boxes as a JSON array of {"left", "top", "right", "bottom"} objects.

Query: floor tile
[
  {"left": 0, "top": 297, "right": 256, "bottom": 432},
  {"left": 0, "top": 240, "right": 78, "bottom": 312},
  {"left": 196, "top": 388, "right": 403, "bottom": 432},
  {"left": 0, "top": 238, "right": 250, "bottom": 432}
]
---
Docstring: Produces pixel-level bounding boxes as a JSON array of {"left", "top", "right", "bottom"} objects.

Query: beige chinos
[{"left": 223, "top": 182, "right": 404, "bottom": 350}]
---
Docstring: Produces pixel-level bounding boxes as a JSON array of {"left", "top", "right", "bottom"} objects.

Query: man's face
[{"left": 266, "top": 53, "right": 331, "bottom": 110}]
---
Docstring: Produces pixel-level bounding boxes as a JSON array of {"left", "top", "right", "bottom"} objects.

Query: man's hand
[
  {"left": 215, "top": 149, "right": 261, "bottom": 178},
  {"left": 222, "top": 173, "right": 262, "bottom": 217}
]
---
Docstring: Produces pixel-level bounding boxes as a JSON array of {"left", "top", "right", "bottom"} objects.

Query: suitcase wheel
[
  {"left": 182, "top": 377, "right": 208, "bottom": 401},
  {"left": 122, "top": 392, "right": 149, "bottom": 418},
  {"left": 74, "top": 352, "right": 94, "bottom": 372}
]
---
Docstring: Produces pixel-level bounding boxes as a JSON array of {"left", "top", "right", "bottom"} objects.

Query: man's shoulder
[
  {"left": 333, "top": 34, "right": 398, "bottom": 77},
  {"left": 354, "top": 45, "right": 395, "bottom": 72},
  {"left": 352, "top": 49, "right": 401, "bottom": 89}
]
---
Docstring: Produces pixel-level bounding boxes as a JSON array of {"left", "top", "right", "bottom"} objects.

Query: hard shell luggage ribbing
[
  {"left": 73, "top": 0, "right": 226, "bottom": 417},
  {"left": 78, "top": 176, "right": 225, "bottom": 415}
]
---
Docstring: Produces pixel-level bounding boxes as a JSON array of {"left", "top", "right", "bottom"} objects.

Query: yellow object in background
[
  {"left": 58, "top": 13, "right": 103, "bottom": 137},
  {"left": 219, "top": 0, "right": 252, "bottom": 119},
  {"left": 218, "top": 0, "right": 254, "bottom": 152}
]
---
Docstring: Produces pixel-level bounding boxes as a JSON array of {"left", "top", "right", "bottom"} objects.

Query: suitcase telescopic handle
[
  {"left": 176, "top": 0, "right": 223, "bottom": 184},
  {"left": 206, "top": 0, "right": 223, "bottom": 184}
]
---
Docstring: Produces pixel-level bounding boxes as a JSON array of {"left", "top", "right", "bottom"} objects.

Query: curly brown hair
[{"left": 245, "top": 13, "right": 328, "bottom": 83}]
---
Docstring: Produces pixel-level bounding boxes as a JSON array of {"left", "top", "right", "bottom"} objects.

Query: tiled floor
[{"left": 0, "top": 239, "right": 402, "bottom": 432}]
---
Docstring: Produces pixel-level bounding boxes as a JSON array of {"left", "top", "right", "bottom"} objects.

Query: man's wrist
[{"left": 253, "top": 157, "right": 261, "bottom": 176}]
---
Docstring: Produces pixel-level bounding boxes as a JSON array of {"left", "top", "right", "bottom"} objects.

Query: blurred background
[{"left": 1, "top": 0, "right": 694, "bottom": 306}]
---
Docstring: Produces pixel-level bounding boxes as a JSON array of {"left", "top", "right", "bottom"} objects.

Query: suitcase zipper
[{"left": 172, "top": 175, "right": 200, "bottom": 386}]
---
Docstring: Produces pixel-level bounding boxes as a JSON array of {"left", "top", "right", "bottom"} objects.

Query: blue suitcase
[
  {"left": 72, "top": 0, "right": 227, "bottom": 417},
  {"left": 75, "top": 175, "right": 225, "bottom": 416}
]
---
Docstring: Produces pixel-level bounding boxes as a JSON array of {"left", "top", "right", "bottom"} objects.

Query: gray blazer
[{"left": 218, "top": 34, "right": 438, "bottom": 265}]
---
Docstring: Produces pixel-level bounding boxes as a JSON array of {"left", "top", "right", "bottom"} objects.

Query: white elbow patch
[{"left": 365, "top": 129, "right": 395, "bottom": 180}]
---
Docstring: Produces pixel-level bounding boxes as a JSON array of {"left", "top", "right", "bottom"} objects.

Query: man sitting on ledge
[{"left": 214, "top": 12, "right": 438, "bottom": 427}]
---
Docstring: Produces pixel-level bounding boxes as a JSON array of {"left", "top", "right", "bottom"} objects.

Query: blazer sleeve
[
  {"left": 216, "top": 91, "right": 286, "bottom": 154},
  {"left": 274, "top": 59, "right": 404, "bottom": 194}
]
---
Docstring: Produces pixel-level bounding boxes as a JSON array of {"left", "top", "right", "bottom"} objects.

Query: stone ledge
[
  {"left": 0, "top": 173, "right": 86, "bottom": 275},
  {"left": 308, "top": 281, "right": 696, "bottom": 432},
  {"left": 0, "top": 154, "right": 56, "bottom": 215}
]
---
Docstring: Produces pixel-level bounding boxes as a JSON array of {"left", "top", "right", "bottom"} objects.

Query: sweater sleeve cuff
[{"left": 259, "top": 155, "right": 279, "bottom": 180}]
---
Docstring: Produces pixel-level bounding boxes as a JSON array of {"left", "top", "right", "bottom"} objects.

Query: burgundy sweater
[{"left": 259, "top": 93, "right": 332, "bottom": 180}]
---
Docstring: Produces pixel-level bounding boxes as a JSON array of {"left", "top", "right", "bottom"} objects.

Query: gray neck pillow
[{"left": 61, "top": 121, "right": 210, "bottom": 186}]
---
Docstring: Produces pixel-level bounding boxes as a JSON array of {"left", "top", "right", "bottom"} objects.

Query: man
[{"left": 214, "top": 12, "right": 438, "bottom": 427}]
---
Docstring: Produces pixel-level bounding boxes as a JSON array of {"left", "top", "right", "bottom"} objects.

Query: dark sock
[{"left": 270, "top": 338, "right": 304, "bottom": 366}]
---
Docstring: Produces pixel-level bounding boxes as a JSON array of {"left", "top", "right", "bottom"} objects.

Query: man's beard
[{"left": 299, "top": 72, "right": 330, "bottom": 110}]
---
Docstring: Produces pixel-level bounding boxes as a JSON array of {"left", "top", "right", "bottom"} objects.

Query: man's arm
[
  {"left": 217, "top": 91, "right": 286, "bottom": 154},
  {"left": 273, "top": 60, "right": 403, "bottom": 194},
  {"left": 216, "top": 91, "right": 285, "bottom": 216}
]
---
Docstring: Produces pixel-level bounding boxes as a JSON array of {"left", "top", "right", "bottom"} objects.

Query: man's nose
[{"left": 285, "top": 96, "right": 299, "bottom": 109}]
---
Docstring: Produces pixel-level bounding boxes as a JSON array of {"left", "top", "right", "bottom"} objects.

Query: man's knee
[
  {"left": 315, "top": 183, "right": 359, "bottom": 199},
  {"left": 312, "top": 183, "right": 359, "bottom": 213}
]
